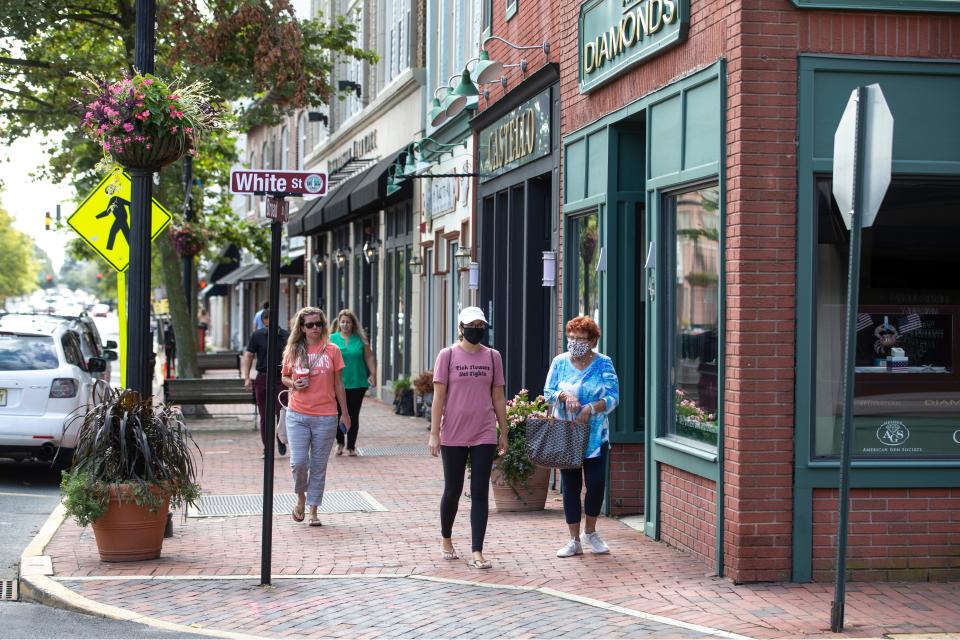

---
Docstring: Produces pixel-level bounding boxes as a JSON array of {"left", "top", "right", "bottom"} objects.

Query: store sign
[
  {"left": 478, "top": 90, "right": 551, "bottom": 183},
  {"left": 328, "top": 130, "right": 378, "bottom": 175},
  {"left": 426, "top": 176, "right": 457, "bottom": 218},
  {"left": 578, "top": 0, "right": 690, "bottom": 93}
]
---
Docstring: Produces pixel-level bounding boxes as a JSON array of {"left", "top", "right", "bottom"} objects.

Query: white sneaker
[
  {"left": 556, "top": 538, "right": 583, "bottom": 558},
  {"left": 581, "top": 531, "right": 610, "bottom": 554}
]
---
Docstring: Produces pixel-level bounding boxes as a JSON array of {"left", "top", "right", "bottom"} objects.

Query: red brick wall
[
  {"left": 608, "top": 444, "right": 644, "bottom": 516},
  {"left": 660, "top": 465, "right": 717, "bottom": 567},
  {"left": 811, "top": 488, "right": 960, "bottom": 582}
]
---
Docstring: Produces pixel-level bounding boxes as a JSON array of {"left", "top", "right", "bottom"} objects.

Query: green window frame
[{"left": 790, "top": 0, "right": 960, "bottom": 12}]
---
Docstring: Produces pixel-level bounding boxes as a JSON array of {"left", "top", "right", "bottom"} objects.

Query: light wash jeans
[{"left": 285, "top": 410, "right": 338, "bottom": 508}]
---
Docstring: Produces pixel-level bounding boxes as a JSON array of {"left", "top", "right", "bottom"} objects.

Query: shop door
[{"left": 479, "top": 174, "right": 552, "bottom": 397}]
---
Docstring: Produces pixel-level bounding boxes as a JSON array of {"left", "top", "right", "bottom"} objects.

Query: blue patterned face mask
[{"left": 567, "top": 338, "right": 591, "bottom": 358}]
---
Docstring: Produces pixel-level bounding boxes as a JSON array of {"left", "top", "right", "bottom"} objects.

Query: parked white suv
[{"left": 0, "top": 315, "right": 106, "bottom": 465}]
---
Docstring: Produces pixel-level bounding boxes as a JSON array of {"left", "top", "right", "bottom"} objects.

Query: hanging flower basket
[
  {"left": 170, "top": 222, "right": 207, "bottom": 258},
  {"left": 78, "top": 72, "right": 224, "bottom": 172}
]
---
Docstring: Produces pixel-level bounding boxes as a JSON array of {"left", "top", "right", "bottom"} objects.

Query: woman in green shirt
[{"left": 330, "top": 309, "right": 377, "bottom": 456}]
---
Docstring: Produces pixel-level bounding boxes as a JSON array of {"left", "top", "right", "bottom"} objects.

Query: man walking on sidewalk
[{"left": 242, "top": 312, "right": 289, "bottom": 457}]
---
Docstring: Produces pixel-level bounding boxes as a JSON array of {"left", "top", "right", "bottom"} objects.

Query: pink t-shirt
[
  {"left": 433, "top": 344, "right": 505, "bottom": 446},
  {"left": 281, "top": 342, "right": 345, "bottom": 416}
]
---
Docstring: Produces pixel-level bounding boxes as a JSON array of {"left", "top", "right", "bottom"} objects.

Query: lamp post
[
  {"left": 408, "top": 254, "right": 423, "bottom": 275},
  {"left": 454, "top": 245, "right": 472, "bottom": 271},
  {"left": 363, "top": 239, "right": 380, "bottom": 265},
  {"left": 127, "top": 0, "right": 156, "bottom": 397}
]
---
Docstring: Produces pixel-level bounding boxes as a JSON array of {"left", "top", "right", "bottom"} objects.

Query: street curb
[{"left": 18, "top": 501, "right": 262, "bottom": 640}]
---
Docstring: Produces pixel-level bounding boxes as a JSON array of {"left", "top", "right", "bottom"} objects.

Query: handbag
[
  {"left": 525, "top": 403, "right": 588, "bottom": 470},
  {"left": 276, "top": 389, "right": 289, "bottom": 446}
]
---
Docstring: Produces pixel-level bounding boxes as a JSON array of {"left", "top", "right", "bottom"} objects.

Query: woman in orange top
[{"left": 281, "top": 307, "right": 349, "bottom": 526}]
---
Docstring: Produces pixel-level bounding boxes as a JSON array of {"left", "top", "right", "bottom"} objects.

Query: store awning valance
[
  {"left": 202, "top": 244, "right": 240, "bottom": 283},
  {"left": 321, "top": 166, "right": 370, "bottom": 226},
  {"left": 349, "top": 147, "right": 412, "bottom": 214}
]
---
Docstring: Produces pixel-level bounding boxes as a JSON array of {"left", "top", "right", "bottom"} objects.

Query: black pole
[
  {"left": 831, "top": 85, "right": 868, "bottom": 634},
  {"left": 260, "top": 210, "right": 282, "bottom": 586},
  {"left": 127, "top": 0, "right": 156, "bottom": 397},
  {"left": 182, "top": 156, "right": 194, "bottom": 327}
]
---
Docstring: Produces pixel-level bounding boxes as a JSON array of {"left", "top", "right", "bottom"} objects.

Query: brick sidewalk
[{"left": 41, "top": 399, "right": 960, "bottom": 639}]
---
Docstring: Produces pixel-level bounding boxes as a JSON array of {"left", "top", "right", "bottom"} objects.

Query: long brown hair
[
  {"left": 284, "top": 307, "right": 328, "bottom": 368},
  {"left": 333, "top": 308, "right": 369, "bottom": 346}
]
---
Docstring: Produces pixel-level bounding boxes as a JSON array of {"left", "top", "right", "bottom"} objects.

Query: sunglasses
[{"left": 303, "top": 321, "right": 324, "bottom": 329}]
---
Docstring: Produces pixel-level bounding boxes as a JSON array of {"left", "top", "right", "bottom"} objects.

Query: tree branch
[
  {"left": 0, "top": 57, "right": 52, "bottom": 69},
  {"left": 0, "top": 87, "right": 55, "bottom": 108}
]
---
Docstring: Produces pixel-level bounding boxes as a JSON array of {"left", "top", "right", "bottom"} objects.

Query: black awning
[
  {"left": 219, "top": 263, "right": 260, "bottom": 285},
  {"left": 201, "top": 283, "right": 228, "bottom": 298},
  {"left": 280, "top": 254, "right": 304, "bottom": 276},
  {"left": 293, "top": 196, "right": 325, "bottom": 237},
  {"left": 203, "top": 244, "right": 241, "bottom": 283},
  {"left": 321, "top": 165, "right": 373, "bottom": 227},
  {"left": 349, "top": 147, "right": 411, "bottom": 214}
]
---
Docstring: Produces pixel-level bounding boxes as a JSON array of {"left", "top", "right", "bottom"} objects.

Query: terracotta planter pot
[
  {"left": 90, "top": 484, "right": 169, "bottom": 562},
  {"left": 491, "top": 465, "right": 550, "bottom": 512}
]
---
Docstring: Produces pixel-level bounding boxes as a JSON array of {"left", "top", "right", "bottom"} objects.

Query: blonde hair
[
  {"left": 284, "top": 307, "right": 328, "bottom": 368},
  {"left": 334, "top": 308, "right": 369, "bottom": 346}
]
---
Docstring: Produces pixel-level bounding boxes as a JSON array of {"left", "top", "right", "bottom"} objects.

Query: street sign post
[
  {"left": 229, "top": 177, "right": 323, "bottom": 586},
  {"left": 229, "top": 169, "right": 328, "bottom": 196},
  {"left": 67, "top": 170, "right": 172, "bottom": 272},
  {"left": 830, "top": 84, "right": 893, "bottom": 633}
]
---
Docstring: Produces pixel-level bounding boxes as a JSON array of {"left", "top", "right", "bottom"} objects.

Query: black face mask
[{"left": 462, "top": 326, "right": 486, "bottom": 345}]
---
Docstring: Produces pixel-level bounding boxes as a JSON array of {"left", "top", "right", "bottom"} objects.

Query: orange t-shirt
[{"left": 282, "top": 341, "right": 345, "bottom": 416}]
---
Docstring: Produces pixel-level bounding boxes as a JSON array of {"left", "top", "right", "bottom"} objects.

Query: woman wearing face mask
[
  {"left": 428, "top": 306, "right": 508, "bottom": 569},
  {"left": 543, "top": 315, "right": 619, "bottom": 558}
]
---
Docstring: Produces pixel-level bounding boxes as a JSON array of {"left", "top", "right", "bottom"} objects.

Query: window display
[{"left": 813, "top": 178, "right": 960, "bottom": 459}]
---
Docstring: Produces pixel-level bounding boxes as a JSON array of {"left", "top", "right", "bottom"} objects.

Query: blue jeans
[{"left": 286, "top": 410, "right": 337, "bottom": 508}]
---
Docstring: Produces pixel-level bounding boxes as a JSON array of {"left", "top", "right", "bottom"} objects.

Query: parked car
[
  {"left": 0, "top": 315, "right": 106, "bottom": 465},
  {"left": 1, "top": 312, "right": 118, "bottom": 383},
  {"left": 91, "top": 303, "right": 110, "bottom": 317}
]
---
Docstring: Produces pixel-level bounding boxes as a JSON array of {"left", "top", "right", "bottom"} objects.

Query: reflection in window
[
  {"left": 669, "top": 186, "right": 720, "bottom": 447},
  {"left": 813, "top": 178, "right": 960, "bottom": 459},
  {"left": 569, "top": 212, "right": 600, "bottom": 322}
]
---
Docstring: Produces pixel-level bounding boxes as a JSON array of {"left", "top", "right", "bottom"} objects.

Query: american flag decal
[
  {"left": 899, "top": 314, "right": 923, "bottom": 334},
  {"left": 857, "top": 313, "right": 873, "bottom": 332}
]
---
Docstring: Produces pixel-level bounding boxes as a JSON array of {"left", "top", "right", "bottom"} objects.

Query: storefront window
[
  {"left": 668, "top": 185, "right": 720, "bottom": 448},
  {"left": 813, "top": 177, "right": 960, "bottom": 459},
  {"left": 449, "top": 241, "right": 461, "bottom": 344},
  {"left": 384, "top": 204, "right": 413, "bottom": 381},
  {"left": 568, "top": 212, "right": 600, "bottom": 322}
]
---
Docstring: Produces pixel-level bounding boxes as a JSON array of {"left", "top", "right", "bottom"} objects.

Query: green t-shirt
[{"left": 330, "top": 332, "right": 369, "bottom": 389}]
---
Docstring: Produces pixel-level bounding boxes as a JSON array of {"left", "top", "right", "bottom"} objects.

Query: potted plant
[
  {"left": 491, "top": 389, "right": 552, "bottom": 512},
  {"left": 170, "top": 220, "right": 208, "bottom": 257},
  {"left": 78, "top": 71, "right": 224, "bottom": 172},
  {"left": 60, "top": 384, "right": 202, "bottom": 562},
  {"left": 412, "top": 370, "right": 434, "bottom": 420},
  {"left": 674, "top": 388, "right": 718, "bottom": 446},
  {"left": 391, "top": 376, "right": 415, "bottom": 416}
]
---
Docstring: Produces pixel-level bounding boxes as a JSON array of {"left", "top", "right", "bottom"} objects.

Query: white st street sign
[
  {"left": 230, "top": 169, "right": 328, "bottom": 196},
  {"left": 832, "top": 84, "right": 893, "bottom": 229}
]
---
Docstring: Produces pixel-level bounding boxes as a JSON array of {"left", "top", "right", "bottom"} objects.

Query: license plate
[{"left": 0, "top": 389, "right": 6, "bottom": 406}]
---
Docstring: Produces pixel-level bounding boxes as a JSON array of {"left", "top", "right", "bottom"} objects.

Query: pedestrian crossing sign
[{"left": 67, "top": 169, "right": 172, "bottom": 272}]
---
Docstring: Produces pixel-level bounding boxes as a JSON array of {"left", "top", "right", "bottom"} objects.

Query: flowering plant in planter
[
  {"left": 78, "top": 72, "right": 224, "bottom": 171},
  {"left": 496, "top": 389, "right": 549, "bottom": 488},
  {"left": 674, "top": 387, "right": 718, "bottom": 444},
  {"left": 170, "top": 221, "right": 208, "bottom": 258}
]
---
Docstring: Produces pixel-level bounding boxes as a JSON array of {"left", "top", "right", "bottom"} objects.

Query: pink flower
[
  {"left": 170, "top": 125, "right": 178, "bottom": 134},
  {"left": 122, "top": 122, "right": 134, "bottom": 132},
  {"left": 142, "top": 78, "right": 153, "bottom": 85}
]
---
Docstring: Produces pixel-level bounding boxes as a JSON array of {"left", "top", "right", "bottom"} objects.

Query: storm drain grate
[
  {"left": 357, "top": 445, "right": 430, "bottom": 457},
  {"left": 0, "top": 579, "right": 17, "bottom": 601},
  {"left": 187, "top": 491, "right": 387, "bottom": 518}
]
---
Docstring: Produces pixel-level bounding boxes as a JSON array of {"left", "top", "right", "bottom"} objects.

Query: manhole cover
[
  {"left": 187, "top": 491, "right": 387, "bottom": 517},
  {"left": 0, "top": 579, "right": 17, "bottom": 601},
  {"left": 357, "top": 445, "right": 430, "bottom": 457}
]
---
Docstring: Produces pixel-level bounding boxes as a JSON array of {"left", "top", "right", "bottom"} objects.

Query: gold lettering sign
[
  {"left": 580, "top": 0, "right": 685, "bottom": 87},
  {"left": 482, "top": 108, "right": 539, "bottom": 173}
]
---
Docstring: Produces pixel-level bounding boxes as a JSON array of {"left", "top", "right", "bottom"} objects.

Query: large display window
[{"left": 813, "top": 177, "right": 960, "bottom": 459}]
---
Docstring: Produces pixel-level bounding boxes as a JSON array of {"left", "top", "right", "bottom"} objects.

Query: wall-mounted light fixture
[
  {"left": 455, "top": 245, "right": 472, "bottom": 271},
  {"left": 468, "top": 262, "right": 480, "bottom": 290},
  {"left": 363, "top": 238, "right": 380, "bottom": 264},
  {"left": 542, "top": 250, "right": 557, "bottom": 287},
  {"left": 294, "top": 278, "right": 306, "bottom": 289},
  {"left": 408, "top": 253, "right": 423, "bottom": 275},
  {"left": 313, "top": 252, "right": 328, "bottom": 272},
  {"left": 446, "top": 37, "right": 549, "bottom": 119},
  {"left": 337, "top": 79, "right": 362, "bottom": 99},
  {"left": 307, "top": 111, "right": 328, "bottom": 126},
  {"left": 336, "top": 247, "right": 351, "bottom": 269}
]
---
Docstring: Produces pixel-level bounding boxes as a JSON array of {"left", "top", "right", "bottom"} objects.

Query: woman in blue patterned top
[{"left": 543, "top": 315, "right": 619, "bottom": 558}]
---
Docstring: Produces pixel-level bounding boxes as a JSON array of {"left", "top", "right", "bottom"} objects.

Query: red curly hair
[{"left": 565, "top": 316, "right": 600, "bottom": 342}]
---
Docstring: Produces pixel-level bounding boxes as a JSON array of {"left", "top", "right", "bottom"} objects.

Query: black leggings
[
  {"left": 440, "top": 444, "right": 496, "bottom": 552},
  {"left": 336, "top": 387, "right": 366, "bottom": 450},
  {"left": 560, "top": 444, "right": 608, "bottom": 524}
]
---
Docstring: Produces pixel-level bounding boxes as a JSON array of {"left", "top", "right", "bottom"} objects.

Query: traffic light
[
  {"left": 44, "top": 211, "right": 52, "bottom": 231},
  {"left": 45, "top": 274, "right": 53, "bottom": 282},
  {"left": 96, "top": 272, "right": 103, "bottom": 281}
]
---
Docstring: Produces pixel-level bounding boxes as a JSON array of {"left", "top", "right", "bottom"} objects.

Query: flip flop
[
  {"left": 292, "top": 504, "right": 305, "bottom": 522},
  {"left": 441, "top": 546, "right": 460, "bottom": 560},
  {"left": 308, "top": 516, "right": 322, "bottom": 527},
  {"left": 466, "top": 558, "right": 492, "bottom": 569}
]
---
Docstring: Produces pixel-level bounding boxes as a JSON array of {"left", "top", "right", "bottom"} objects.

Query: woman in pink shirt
[
  {"left": 428, "top": 307, "right": 508, "bottom": 569},
  {"left": 281, "top": 307, "right": 349, "bottom": 527}
]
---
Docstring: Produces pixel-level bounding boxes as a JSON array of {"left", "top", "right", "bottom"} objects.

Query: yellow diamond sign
[{"left": 67, "top": 170, "right": 172, "bottom": 272}]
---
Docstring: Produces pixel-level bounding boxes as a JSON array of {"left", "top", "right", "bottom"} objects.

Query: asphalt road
[
  {"left": 0, "top": 459, "right": 61, "bottom": 581},
  {"left": 0, "top": 602, "right": 213, "bottom": 638}
]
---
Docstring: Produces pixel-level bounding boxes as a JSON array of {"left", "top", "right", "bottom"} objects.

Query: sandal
[
  {"left": 308, "top": 516, "right": 322, "bottom": 527},
  {"left": 466, "top": 558, "right": 492, "bottom": 569},
  {"left": 441, "top": 546, "right": 460, "bottom": 560},
  {"left": 291, "top": 503, "right": 305, "bottom": 522}
]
